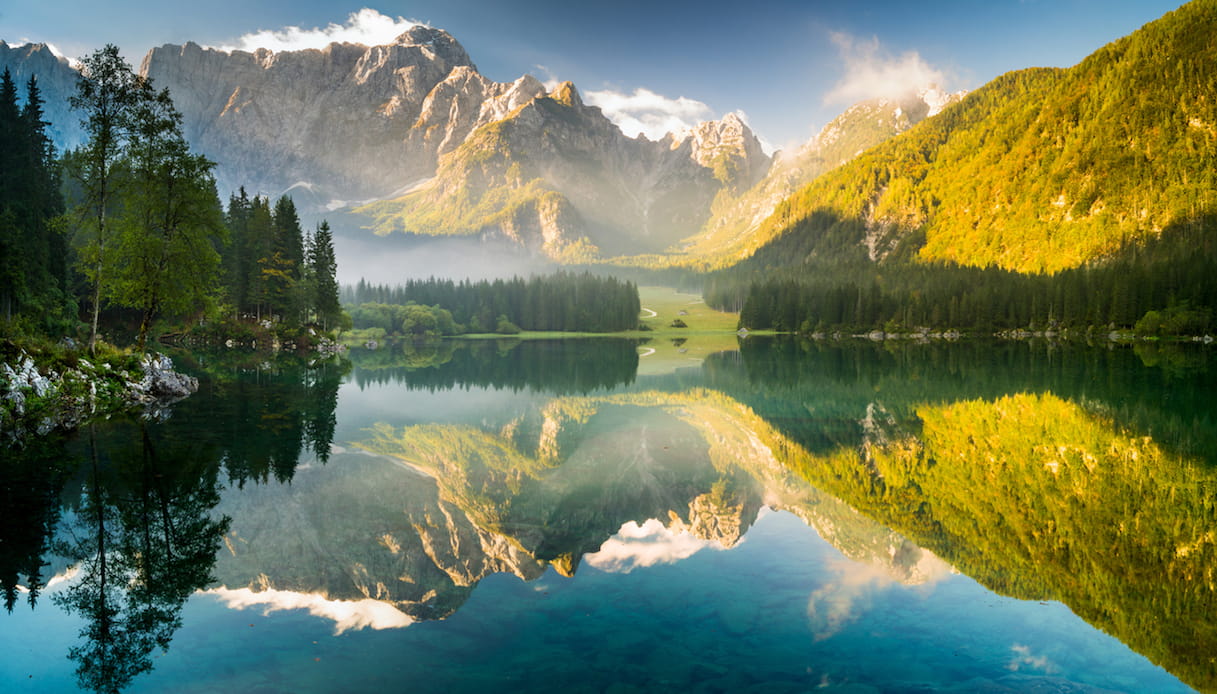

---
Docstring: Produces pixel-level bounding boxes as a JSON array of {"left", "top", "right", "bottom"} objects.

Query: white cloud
[
  {"left": 204, "top": 586, "right": 414, "bottom": 634},
  {"left": 584, "top": 87, "right": 716, "bottom": 141},
  {"left": 533, "top": 64, "right": 562, "bottom": 92},
  {"left": 1007, "top": 644, "right": 1058, "bottom": 673},
  {"left": 584, "top": 518, "right": 725, "bottom": 573},
  {"left": 824, "top": 32, "right": 948, "bottom": 105},
  {"left": 805, "top": 547, "right": 953, "bottom": 642},
  {"left": 805, "top": 556, "right": 894, "bottom": 642},
  {"left": 216, "top": 8, "right": 422, "bottom": 54}
]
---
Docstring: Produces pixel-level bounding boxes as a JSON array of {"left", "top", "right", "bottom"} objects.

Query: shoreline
[{"left": 0, "top": 348, "right": 198, "bottom": 444}]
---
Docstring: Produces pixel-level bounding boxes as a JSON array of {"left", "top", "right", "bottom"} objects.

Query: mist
[{"left": 308, "top": 210, "right": 557, "bottom": 286}]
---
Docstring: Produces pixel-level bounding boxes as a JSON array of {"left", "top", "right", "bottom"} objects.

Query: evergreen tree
[
  {"left": 0, "top": 69, "right": 69, "bottom": 330},
  {"left": 21, "top": 75, "right": 69, "bottom": 317},
  {"left": 0, "top": 68, "right": 25, "bottom": 322},
  {"left": 260, "top": 195, "right": 304, "bottom": 322},
  {"left": 244, "top": 195, "right": 273, "bottom": 320},
  {"left": 221, "top": 187, "right": 252, "bottom": 316},
  {"left": 309, "top": 220, "right": 341, "bottom": 330}
]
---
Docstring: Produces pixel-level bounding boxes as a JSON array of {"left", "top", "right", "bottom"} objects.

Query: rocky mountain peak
[
  {"left": 917, "top": 84, "right": 966, "bottom": 117},
  {"left": 549, "top": 81, "right": 583, "bottom": 108},
  {"left": 0, "top": 40, "right": 85, "bottom": 149},
  {"left": 390, "top": 25, "right": 472, "bottom": 67},
  {"left": 686, "top": 112, "right": 770, "bottom": 189}
]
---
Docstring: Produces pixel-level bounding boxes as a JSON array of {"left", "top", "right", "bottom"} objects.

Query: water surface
[{"left": 2, "top": 337, "right": 1214, "bottom": 693}]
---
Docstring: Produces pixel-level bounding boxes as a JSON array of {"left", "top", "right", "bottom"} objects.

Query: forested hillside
[{"left": 720, "top": 0, "right": 1217, "bottom": 274}]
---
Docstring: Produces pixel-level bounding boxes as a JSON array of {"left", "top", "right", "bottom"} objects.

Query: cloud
[
  {"left": 216, "top": 8, "right": 422, "bottom": 53},
  {"left": 533, "top": 64, "right": 562, "bottom": 92},
  {"left": 584, "top": 518, "right": 725, "bottom": 573},
  {"left": 824, "top": 32, "right": 948, "bottom": 105},
  {"left": 806, "top": 556, "right": 894, "bottom": 642},
  {"left": 1007, "top": 644, "right": 1058, "bottom": 673},
  {"left": 584, "top": 87, "right": 716, "bottom": 141},
  {"left": 204, "top": 586, "right": 414, "bottom": 634},
  {"left": 804, "top": 547, "right": 953, "bottom": 642}
]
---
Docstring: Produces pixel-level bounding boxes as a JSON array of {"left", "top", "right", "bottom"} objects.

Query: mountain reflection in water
[{"left": 2, "top": 338, "right": 1214, "bottom": 693}]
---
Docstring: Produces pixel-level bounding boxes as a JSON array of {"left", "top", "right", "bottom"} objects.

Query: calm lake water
[{"left": 2, "top": 337, "right": 1215, "bottom": 693}]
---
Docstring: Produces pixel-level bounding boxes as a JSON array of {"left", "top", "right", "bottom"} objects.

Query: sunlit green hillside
[{"left": 705, "top": 0, "right": 1217, "bottom": 273}]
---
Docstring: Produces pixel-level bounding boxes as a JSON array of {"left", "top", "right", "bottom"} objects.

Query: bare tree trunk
[
  {"left": 89, "top": 274, "right": 102, "bottom": 354},
  {"left": 89, "top": 201, "right": 106, "bottom": 356}
]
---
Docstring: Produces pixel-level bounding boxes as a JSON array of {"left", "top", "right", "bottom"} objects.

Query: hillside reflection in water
[{"left": 1, "top": 338, "right": 1213, "bottom": 693}]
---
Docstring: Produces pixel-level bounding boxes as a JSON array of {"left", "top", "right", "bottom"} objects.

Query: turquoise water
[{"left": 2, "top": 338, "right": 1212, "bottom": 693}]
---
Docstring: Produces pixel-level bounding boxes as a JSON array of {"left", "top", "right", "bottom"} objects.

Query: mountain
[
  {"left": 210, "top": 388, "right": 944, "bottom": 622},
  {"left": 357, "top": 82, "right": 769, "bottom": 259},
  {"left": 729, "top": 0, "right": 1217, "bottom": 274},
  {"left": 140, "top": 27, "right": 549, "bottom": 210},
  {"left": 0, "top": 41, "right": 84, "bottom": 150},
  {"left": 658, "top": 86, "right": 962, "bottom": 269},
  {"left": 1, "top": 27, "right": 771, "bottom": 264},
  {"left": 139, "top": 29, "right": 771, "bottom": 260}
]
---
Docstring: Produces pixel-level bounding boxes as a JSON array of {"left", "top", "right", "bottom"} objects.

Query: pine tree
[
  {"left": 260, "top": 195, "right": 304, "bottom": 322},
  {"left": 21, "top": 74, "right": 69, "bottom": 316},
  {"left": 222, "top": 187, "right": 252, "bottom": 316},
  {"left": 309, "top": 220, "right": 341, "bottom": 330},
  {"left": 0, "top": 69, "right": 69, "bottom": 329},
  {"left": 0, "top": 68, "right": 24, "bottom": 322},
  {"left": 244, "top": 196, "right": 273, "bottom": 320}
]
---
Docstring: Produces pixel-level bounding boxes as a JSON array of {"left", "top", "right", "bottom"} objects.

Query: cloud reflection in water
[{"left": 204, "top": 586, "right": 414, "bottom": 634}]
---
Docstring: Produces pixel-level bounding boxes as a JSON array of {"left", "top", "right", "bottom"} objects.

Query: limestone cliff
[
  {"left": 140, "top": 27, "right": 548, "bottom": 208},
  {"left": 0, "top": 41, "right": 85, "bottom": 150},
  {"left": 359, "top": 82, "right": 772, "bottom": 258}
]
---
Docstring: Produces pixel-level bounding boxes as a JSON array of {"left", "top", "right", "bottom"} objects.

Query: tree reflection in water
[
  {"left": 0, "top": 354, "right": 345, "bottom": 693},
  {"left": 52, "top": 423, "right": 228, "bottom": 693}
]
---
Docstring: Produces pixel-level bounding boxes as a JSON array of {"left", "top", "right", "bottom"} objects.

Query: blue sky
[{"left": 0, "top": 0, "right": 1189, "bottom": 150}]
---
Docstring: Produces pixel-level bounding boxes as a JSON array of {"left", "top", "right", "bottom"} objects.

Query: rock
[
  {"left": 0, "top": 42, "right": 86, "bottom": 149},
  {"left": 139, "top": 29, "right": 546, "bottom": 210},
  {"left": 2, "top": 348, "right": 193, "bottom": 442},
  {"left": 132, "top": 353, "right": 199, "bottom": 401}
]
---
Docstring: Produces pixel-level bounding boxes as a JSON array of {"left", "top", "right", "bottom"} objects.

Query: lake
[{"left": 2, "top": 336, "right": 1214, "bottom": 693}]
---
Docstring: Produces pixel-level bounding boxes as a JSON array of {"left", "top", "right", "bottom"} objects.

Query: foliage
[
  {"left": 732, "top": 3, "right": 1216, "bottom": 275},
  {"left": 105, "top": 85, "right": 226, "bottom": 349},
  {"left": 308, "top": 220, "right": 342, "bottom": 330},
  {"left": 344, "top": 272, "right": 640, "bottom": 334},
  {"left": 217, "top": 191, "right": 345, "bottom": 336},
  {"left": 67, "top": 45, "right": 147, "bottom": 351},
  {"left": 346, "top": 302, "right": 458, "bottom": 339},
  {"left": 0, "top": 68, "right": 72, "bottom": 333},
  {"left": 714, "top": 216, "right": 1217, "bottom": 335}
]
